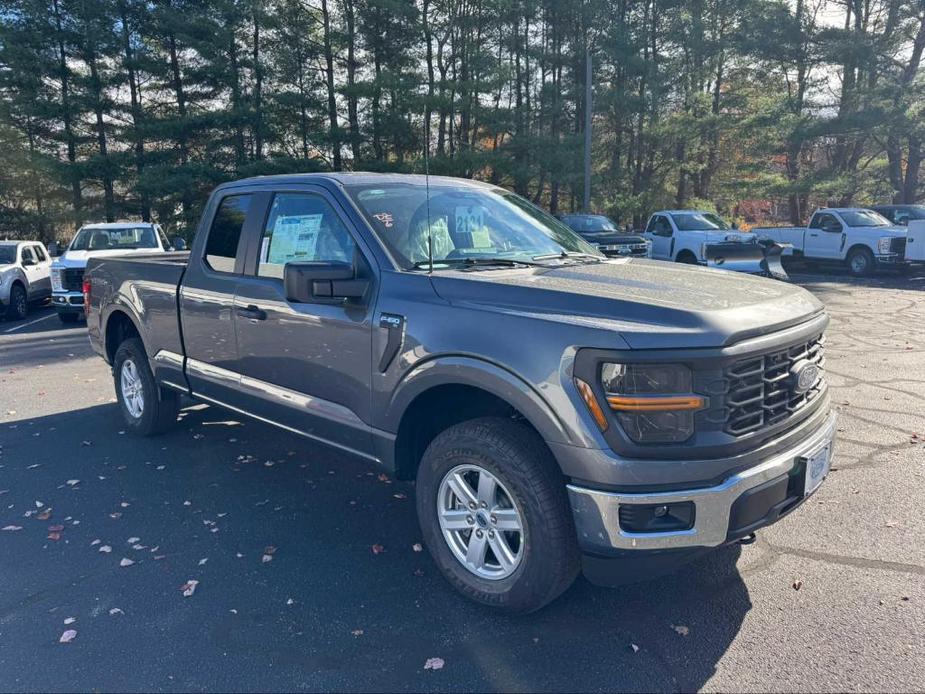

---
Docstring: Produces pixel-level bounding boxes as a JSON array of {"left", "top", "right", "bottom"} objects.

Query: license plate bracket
[{"left": 801, "top": 443, "right": 831, "bottom": 496}]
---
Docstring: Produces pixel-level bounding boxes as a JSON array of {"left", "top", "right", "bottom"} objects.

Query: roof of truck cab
[
  {"left": 221, "top": 172, "right": 499, "bottom": 190},
  {"left": 78, "top": 222, "right": 157, "bottom": 229}
]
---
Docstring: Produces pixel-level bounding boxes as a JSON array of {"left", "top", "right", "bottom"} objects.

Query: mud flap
[{"left": 705, "top": 240, "right": 790, "bottom": 281}]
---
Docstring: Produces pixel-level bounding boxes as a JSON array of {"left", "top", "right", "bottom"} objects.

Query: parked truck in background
[
  {"left": 557, "top": 214, "right": 649, "bottom": 258},
  {"left": 753, "top": 208, "right": 914, "bottom": 277},
  {"left": 84, "top": 173, "right": 836, "bottom": 613},
  {"left": 51, "top": 222, "right": 175, "bottom": 323},
  {"left": 0, "top": 241, "right": 52, "bottom": 320}
]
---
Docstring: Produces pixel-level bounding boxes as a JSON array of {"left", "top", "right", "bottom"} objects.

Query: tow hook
[{"left": 739, "top": 532, "right": 757, "bottom": 546}]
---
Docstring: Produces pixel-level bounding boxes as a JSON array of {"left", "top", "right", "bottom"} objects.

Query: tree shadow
[{"left": 1, "top": 402, "right": 752, "bottom": 692}]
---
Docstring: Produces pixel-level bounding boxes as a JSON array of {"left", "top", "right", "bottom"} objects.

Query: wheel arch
[
  {"left": 386, "top": 357, "right": 575, "bottom": 480},
  {"left": 103, "top": 307, "right": 144, "bottom": 364}
]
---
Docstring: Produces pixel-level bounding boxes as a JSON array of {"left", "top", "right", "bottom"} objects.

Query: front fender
[
  {"left": 382, "top": 354, "right": 589, "bottom": 448},
  {"left": 0, "top": 267, "right": 26, "bottom": 302}
]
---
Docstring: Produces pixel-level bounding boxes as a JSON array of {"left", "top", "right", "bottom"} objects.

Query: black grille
[
  {"left": 724, "top": 335, "right": 826, "bottom": 437},
  {"left": 62, "top": 268, "right": 84, "bottom": 292},
  {"left": 890, "top": 236, "right": 906, "bottom": 256}
]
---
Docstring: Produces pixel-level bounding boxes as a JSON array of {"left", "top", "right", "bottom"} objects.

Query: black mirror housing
[{"left": 284, "top": 261, "right": 369, "bottom": 304}]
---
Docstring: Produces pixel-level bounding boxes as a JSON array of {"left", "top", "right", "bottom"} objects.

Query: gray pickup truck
[{"left": 86, "top": 173, "right": 836, "bottom": 613}]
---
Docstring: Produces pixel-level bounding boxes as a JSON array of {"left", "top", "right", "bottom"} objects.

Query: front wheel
[
  {"left": 415, "top": 417, "right": 580, "bottom": 613},
  {"left": 5, "top": 284, "right": 27, "bottom": 320},
  {"left": 846, "top": 247, "right": 876, "bottom": 277},
  {"left": 113, "top": 337, "right": 180, "bottom": 436}
]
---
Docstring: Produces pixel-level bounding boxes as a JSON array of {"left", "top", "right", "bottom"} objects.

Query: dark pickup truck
[{"left": 86, "top": 173, "right": 836, "bottom": 613}]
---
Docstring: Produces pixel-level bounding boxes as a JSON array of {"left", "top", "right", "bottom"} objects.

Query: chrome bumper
[{"left": 567, "top": 411, "right": 837, "bottom": 551}]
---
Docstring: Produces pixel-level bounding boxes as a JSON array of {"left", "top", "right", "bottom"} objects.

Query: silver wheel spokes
[
  {"left": 120, "top": 358, "right": 144, "bottom": 419},
  {"left": 437, "top": 464, "right": 524, "bottom": 580}
]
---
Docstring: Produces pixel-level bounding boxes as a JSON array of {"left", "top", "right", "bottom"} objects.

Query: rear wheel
[
  {"left": 5, "top": 284, "right": 27, "bottom": 320},
  {"left": 847, "top": 247, "right": 876, "bottom": 277},
  {"left": 416, "top": 417, "right": 580, "bottom": 613},
  {"left": 113, "top": 337, "right": 179, "bottom": 436},
  {"left": 676, "top": 251, "right": 698, "bottom": 264}
]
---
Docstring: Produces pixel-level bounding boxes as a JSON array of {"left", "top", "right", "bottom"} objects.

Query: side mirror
[
  {"left": 171, "top": 237, "right": 187, "bottom": 251},
  {"left": 284, "top": 261, "right": 369, "bottom": 304}
]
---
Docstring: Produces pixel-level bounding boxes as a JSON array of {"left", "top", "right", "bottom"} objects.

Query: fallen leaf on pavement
[
  {"left": 47, "top": 532, "right": 61, "bottom": 541},
  {"left": 36, "top": 509, "right": 51, "bottom": 521},
  {"left": 34, "top": 501, "right": 43, "bottom": 508},
  {"left": 127, "top": 537, "right": 140, "bottom": 543},
  {"left": 99, "top": 545, "right": 112, "bottom": 553},
  {"left": 2, "top": 525, "right": 22, "bottom": 531},
  {"left": 119, "top": 558, "right": 135, "bottom": 567},
  {"left": 109, "top": 608, "right": 124, "bottom": 616},
  {"left": 412, "top": 543, "right": 423, "bottom": 552},
  {"left": 424, "top": 657, "right": 444, "bottom": 671},
  {"left": 198, "top": 558, "right": 208, "bottom": 566},
  {"left": 351, "top": 629, "right": 364, "bottom": 637},
  {"left": 262, "top": 546, "right": 276, "bottom": 563},
  {"left": 792, "top": 580, "right": 803, "bottom": 591},
  {"left": 59, "top": 630, "right": 77, "bottom": 644},
  {"left": 63, "top": 617, "right": 76, "bottom": 625},
  {"left": 49, "top": 524, "right": 64, "bottom": 532},
  {"left": 630, "top": 643, "right": 640, "bottom": 653},
  {"left": 371, "top": 544, "right": 385, "bottom": 554},
  {"left": 671, "top": 624, "right": 690, "bottom": 637},
  {"left": 180, "top": 580, "right": 199, "bottom": 597},
  {"left": 66, "top": 480, "right": 80, "bottom": 486}
]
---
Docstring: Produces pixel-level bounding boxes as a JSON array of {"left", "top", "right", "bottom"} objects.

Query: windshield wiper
[
  {"left": 411, "top": 257, "right": 548, "bottom": 271},
  {"left": 532, "top": 251, "right": 603, "bottom": 263}
]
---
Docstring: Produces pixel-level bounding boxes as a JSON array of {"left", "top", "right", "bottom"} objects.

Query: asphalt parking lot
[{"left": 1, "top": 269, "right": 924, "bottom": 693}]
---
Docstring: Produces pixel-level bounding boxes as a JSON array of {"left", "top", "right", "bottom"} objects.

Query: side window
[
  {"left": 653, "top": 216, "right": 672, "bottom": 236},
  {"left": 895, "top": 211, "right": 910, "bottom": 225},
  {"left": 809, "top": 214, "right": 825, "bottom": 229},
  {"left": 205, "top": 194, "right": 252, "bottom": 273},
  {"left": 20, "top": 246, "right": 36, "bottom": 265},
  {"left": 644, "top": 216, "right": 656, "bottom": 234},
  {"left": 256, "top": 193, "right": 356, "bottom": 280},
  {"left": 32, "top": 245, "right": 47, "bottom": 262}
]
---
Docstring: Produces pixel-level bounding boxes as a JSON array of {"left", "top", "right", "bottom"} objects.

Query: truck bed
[
  {"left": 85, "top": 252, "right": 190, "bottom": 386},
  {"left": 751, "top": 227, "right": 805, "bottom": 254}
]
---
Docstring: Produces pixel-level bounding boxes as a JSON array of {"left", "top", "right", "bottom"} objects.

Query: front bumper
[
  {"left": 52, "top": 292, "right": 84, "bottom": 313},
  {"left": 567, "top": 411, "right": 837, "bottom": 553}
]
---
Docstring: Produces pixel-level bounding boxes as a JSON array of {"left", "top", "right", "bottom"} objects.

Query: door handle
[
  {"left": 809, "top": 233, "right": 818, "bottom": 237},
  {"left": 236, "top": 304, "right": 267, "bottom": 321}
]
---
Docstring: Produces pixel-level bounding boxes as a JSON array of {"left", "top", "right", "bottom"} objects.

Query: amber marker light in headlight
[
  {"left": 574, "top": 378, "right": 609, "bottom": 432},
  {"left": 606, "top": 394, "right": 705, "bottom": 411}
]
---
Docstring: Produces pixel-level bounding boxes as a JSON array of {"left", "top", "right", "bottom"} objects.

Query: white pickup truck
[
  {"left": 753, "top": 208, "right": 916, "bottom": 277},
  {"left": 51, "top": 222, "right": 177, "bottom": 323},
  {"left": 644, "top": 211, "right": 757, "bottom": 263}
]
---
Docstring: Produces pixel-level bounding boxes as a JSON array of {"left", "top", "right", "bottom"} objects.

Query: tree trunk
[
  {"left": 119, "top": 0, "right": 150, "bottom": 221},
  {"left": 343, "top": 0, "right": 361, "bottom": 162},
  {"left": 321, "top": 0, "right": 341, "bottom": 170},
  {"left": 52, "top": 0, "right": 82, "bottom": 225}
]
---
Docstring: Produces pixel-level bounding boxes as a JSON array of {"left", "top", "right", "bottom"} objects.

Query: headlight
[
  {"left": 51, "top": 268, "right": 62, "bottom": 291},
  {"left": 877, "top": 237, "right": 892, "bottom": 254},
  {"left": 599, "top": 363, "right": 704, "bottom": 443}
]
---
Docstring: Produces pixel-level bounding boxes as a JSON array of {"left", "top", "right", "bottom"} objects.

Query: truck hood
[
  {"left": 430, "top": 258, "right": 823, "bottom": 349},
  {"left": 54, "top": 248, "right": 161, "bottom": 268},
  {"left": 851, "top": 225, "right": 907, "bottom": 236}
]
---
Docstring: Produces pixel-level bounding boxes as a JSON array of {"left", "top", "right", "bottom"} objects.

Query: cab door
[
  {"left": 805, "top": 213, "right": 845, "bottom": 259},
  {"left": 645, "top": 215, "right": 674, "bottom": 260},
  {"left": 231, "top": 187, "right": 377, "bottom": 459},
  {"left": 179, "top": 190, "right": 265, "bottom": 408}
]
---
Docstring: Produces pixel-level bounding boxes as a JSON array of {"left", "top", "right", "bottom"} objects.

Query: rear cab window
[{"left": 204, "top": 194, "right": 253, "bottom": 273}]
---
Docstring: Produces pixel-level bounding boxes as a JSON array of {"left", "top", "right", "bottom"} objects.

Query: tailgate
[{"left": 906, "top": 220, "right": 925, "bottom": 262}]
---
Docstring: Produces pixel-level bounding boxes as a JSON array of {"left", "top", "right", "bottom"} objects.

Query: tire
[
  {"left": 112, "top": 337, "right": 179, "bottom": 436},
  {"left": 58, "top": 312, "right": 79, "bottom": 324},
  {"left": 5, "top": 284, "right": 27, "bottom": 320},
  {"left": 416, "top": 417, "right": 580, "bottom": 614},
  {"left": 676, "top": 251, "right": 698, "bottom": 264},
  {"left": 846, "top": 247, "right": 876, "bottom": 277}
]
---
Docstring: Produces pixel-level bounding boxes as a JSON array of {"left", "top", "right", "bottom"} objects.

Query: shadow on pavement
[{"left": 0, "top": 402, "right": 752, "bottom": 692}]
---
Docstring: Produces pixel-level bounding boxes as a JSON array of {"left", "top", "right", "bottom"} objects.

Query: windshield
[
  {"left": 562, "top": 215, "right": 619, "bottom": 233},
  {"left": 0, "top": 247, "right": 15, "bottom": 264},
  {"left": 70, "top": 226, "right": 159, "bottom": 251},
  {"left": 345, "top": 182, "right": 601, "bottom": 269},
  {"left": 670, "top": 212, "right": 730, "bottom": 231},
  {"left": 840, "top": 210, "right": 891, "bottom": 227}
]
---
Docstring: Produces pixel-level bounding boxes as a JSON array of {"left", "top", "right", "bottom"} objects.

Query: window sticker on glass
[
  {"left": 455, "top": 205, "right": 491, "bottom": 247},
  {"left": 266, "top": 214, "right": 323, "bottom": 263}
]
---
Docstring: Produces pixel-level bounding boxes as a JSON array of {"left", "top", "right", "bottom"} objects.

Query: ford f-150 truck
[
  {"left": 753, "top": 208, "right": 912, "bottom": 276},
  {"left": 85, "top": 173, "right": 836, "bottom": 613},
  {"left": 0, "top": 241, "right": 53, "bottom": 320}
]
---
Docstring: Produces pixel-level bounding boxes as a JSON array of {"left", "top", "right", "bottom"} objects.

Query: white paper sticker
[{"left": 266, "top": 215, "right": 323, "bottom": 263}]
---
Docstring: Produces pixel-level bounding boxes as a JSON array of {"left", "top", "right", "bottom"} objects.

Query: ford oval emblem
[{"left": 791, "top": 360, "right": 819, "bottom": 394}]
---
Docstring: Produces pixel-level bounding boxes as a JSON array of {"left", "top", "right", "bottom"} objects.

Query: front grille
[
  {"left": 890, "top": 236, "right": 906, "bottom": 256},
  {"left": 723, "top": 334, "right": 826, "bottom": 437},
  {"left": 61, "top": 268, "right": 84, "bottom": 292}
]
